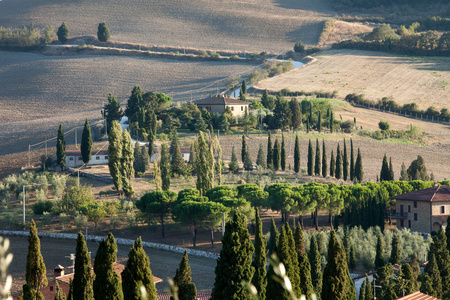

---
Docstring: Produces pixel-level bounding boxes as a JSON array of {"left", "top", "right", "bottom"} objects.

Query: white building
[
  {"left": 65, "top": 150, "right": 109, "bottom": 168},
  {"left": 150, "top": 146, "right": 191, "bottom": 163}
]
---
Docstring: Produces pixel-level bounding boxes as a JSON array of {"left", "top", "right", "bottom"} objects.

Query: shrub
[
  {"left": 97, "top": 22, "right": 110, "bottom": 42},
  {"left": 378, "top": 120, "right": 390, "bottom": 131},
  {"left": 74, "top": 212, "right": 87, "bottom": 230},
  {"left": 33, "top": 200, "right": 53, "bottom": 215},
  {"left": 59, "top": 213, "right": 71, "bottom": 230},
  {"left": 57, "top": 22, "right": 69, "bottom": 43},
  {"left": 294, "top": 41, "right": 305, "bottom": 53}
]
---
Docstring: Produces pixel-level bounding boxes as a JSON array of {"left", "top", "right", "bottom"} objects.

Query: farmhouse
[
  {"left": 150, "top": 146, "right": 191, "bottom": 163},
  {"left": 193, "top": 95, "right": 249, "bottom": 117},
  {"left": 390, "top": 184, "right": 450, "bottom": 234},
  {"left": 65, "top": 150, "right": 108, "bottom": 168}
]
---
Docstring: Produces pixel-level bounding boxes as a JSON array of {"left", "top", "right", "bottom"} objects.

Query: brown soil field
[
  {"left": 0, "top": 0, "right": 334, "bottom": 53},
  {"left": 254, "top": 49, "right": 450, "bottom": 111}
]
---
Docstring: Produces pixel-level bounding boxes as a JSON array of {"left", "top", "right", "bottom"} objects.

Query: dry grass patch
[{"left": 318, "top": 20, "right": 374, "bottom": 46}]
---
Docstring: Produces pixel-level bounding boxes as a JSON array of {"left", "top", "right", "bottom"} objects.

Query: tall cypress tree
[
  {"left": 389, "top": 157, "right": 394, "bottom": 181},
  {"left": 267, "top": 132, "right": 273, "bottom": 169},
  {"left": 273, "top": 138, "right": 280, "bottom": 171},
  {"left": 252, "top": 210, "right": 267, "bottom": 300},
  {"left": 256, "top": 143, "right": 266, "bottom": 169},
  {"left": 56, "top": 124, "right": 66, "bottom": 170},
  {"left": 73, "top": 233, "right": 94, "bottom": 300},
  {"left": 307, "top": 139, "right": 314, "bottom": 176},
  {"left": 211, "top": 211, "right": 254, "bottom": 300},
  {"left": 375, "top": 235, "right": 385, "bottom": 270},
  {"left": 25, "top": 220, "right": 47, "bottom": 298},
  {"left": 421, "top": 253, "right": 442, "bottom": 298},
  {"left": 428, "top": 229, "right": 450, "bottom": 295},
  {"left": 294, "top": 224, "right": 314, "bottom": 298},
  {"left": 380, "top": 154, "right": 390, "bottom": 181},
  {"left": 121, "top": 130, "right": 135, "bottom": 197},
  {"left": 242, "top": 80, "right": 247, "bottom": 94},
  {"left": 93, "top": 233, "right": 123, "bottom": 300},
  {"left": 67, "top": 279, "right": 73, "bottom": 300},
  {"left": 329, "top": 111, "right": 334, "bottom": 133},
  {"left": 318, "top": 111, "right": 322, "bottom": 133},
  {"left": 322, "top": 140, "right": 327, "bottom": 178},
  {"left": 160, "top": 142, "right": 171, "bottom": 191},
  {"left": 314, "top": 139, "right": 321, "bottom": 176},
  {"left": 125, "top": 85, "right": 143, "bottom": 124},
  {"left": 349, "top": 139, "right": 355, "bottom": 181},
  {"left": 102, "top": 94, "right": 123, "bottom": 134},
  {"left": 241, "top": 135, "right": 247, "bottom": 164},
  {"left": 81, "top": 119, "right": 92, "bottom": 165},
  {"left": 309, "top": 235, "right": 322, "bottom": 297},
  {"left": 290, "top": 99, "right": 302, "bottom": 130},
  {"left": 389, "top": 234, "right": 402, "bottom": 265},
  {"left": 330, "top": 150, "right": 335, "bottom": 177},
  {"left": 170, "top": 131, "right": 186, "bottom": 176},
  {"left": 122, "top": 237, "right": 157, "bottom": 300},
  {"left": 229, "top": 146, "right": 239, "bottom": 173},
  {"left": 342, "top": 139, "right": 348, "bottom": 181},
  {"left": 148, "top": 128, "right": 155, "bottom": 158},
  {"left": 335, "top": 144, "right": 342, "bottom": 179},
  {"left": 364, "top": 274, "right": 373, "bottom": 300},
  {"left": 321, "top": 230, "right": 356, "bottom": 300},
  {"left": 172, "top": 251, "right": 197, "bottom": 300},
  {"left": 358, "top": 280, "right": 365, "bottom": 300},
  {"left": 354, "top": 148, "right": 364, "bottom": 183},
  {"left": 281, "top": 134, "right": 286, "bottom": 171},
  {"left": 108, "top": 120, "right": 123, "bottom": 191},
  {"left": 195, "top": 131, "right": 214, "bottom": 196},
  {"left": 55, "top": 281, "right": 66, "bottom": 300},
  {"left": 285, "top": 224, "right": 301, "bottom": 297},
  {"left": 294, "top": 135, "right": 300, "bottom": 174},
  {"left": 268, "top": 217, "right": 279, "bottom": 256}
]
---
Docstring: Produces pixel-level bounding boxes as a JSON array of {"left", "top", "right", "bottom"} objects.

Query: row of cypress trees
[{"left": 56, "top": 120, "right": 93, "bottom": 170}]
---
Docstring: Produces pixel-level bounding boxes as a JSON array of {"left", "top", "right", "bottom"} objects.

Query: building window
[
  {"left": 50, "top": 286, "right": 53, "bottom": 291},
  {"left": 69, "top": 157, "right": 74, "bottom": 161},
  {"left": 414, "top": 201, "right": 417, "bottom": 208},
  {"left": 231, "top": 107, "right": 234, "bottom": 111},
  {"left": 241, "top": 106, "right": 243, "bottom": 111},
  {"left": 400, "top": 220, "right": 404, "bottom": 227},
  {"left": 104, "top": 156, "right": 108, "bottom": 159},
  {"left": 78, "top": 156, "right": 83, "bottom": 160},
  {"left": 96, "top": 156, "right": 100, "bottom": 160},
  {"left": 414, "top": 213, "right": 418, "bottom": 221},
  {"left": 408, "top": 205, "right": 411, "bottom": 213},
  {"left": 441, "top": 206, "right": 445, "bottom": 214},
  {"left": 408, "top": 220, "right": 411, "bottom": 228}
]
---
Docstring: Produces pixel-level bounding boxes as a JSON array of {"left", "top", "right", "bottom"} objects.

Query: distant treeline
[
  {"left": 0, "top": 25, "right": 55, "bottom": 49},
  {"left": 330, "top": 0, "right": 448, "bottom": 9}
]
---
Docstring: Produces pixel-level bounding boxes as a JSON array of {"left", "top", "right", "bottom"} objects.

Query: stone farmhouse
[
  {"left": 390, "top": 184, "right": 450, "bottom": 234},
  {"left": 193, "top": 95, "right": 249, "bottom": 117},
  {"left": 65, "top": 150, "right": 109, "bottom": 168}
]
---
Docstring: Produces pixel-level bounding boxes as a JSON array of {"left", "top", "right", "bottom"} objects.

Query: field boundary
[{"left": 0, "top": 230, "right": 219, "bottom": 260}]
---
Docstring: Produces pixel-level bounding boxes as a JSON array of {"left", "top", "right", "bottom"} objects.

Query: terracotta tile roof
[
  {"left": 193, "top": 95, "right": 249, "bottom": 106},
  {"left": 390, "top": 185, "right": 450, "bottom": 202},
  {"left": 395, "top": 291, "right": 440, "bottom": 300},
  {"left": 66, "top": 150, "right": 108, "bottom": 156}
]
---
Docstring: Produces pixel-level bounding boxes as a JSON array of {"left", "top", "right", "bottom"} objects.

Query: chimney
[
  {"left": 435, "top": 181, "right": 438, "bottom": 187},
  {"left": 54, "top": 265, "right": 65, "bottom": 278}
]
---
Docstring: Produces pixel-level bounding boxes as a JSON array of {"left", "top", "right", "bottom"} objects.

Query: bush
[
  {"left": 33, "top": 200, "right": 53, "bottom": 215},
  {"left": 57, "top": 22, "right": 69, "bottom": 43},
  {"left": 97, "top": 22, "right": 110, "bottom": 42},
  {"left": 294, "top": 41, "right": 305, "bottom": 53},
  {"left": 378, "top": 120, "right": 390, "bottom": 131}
]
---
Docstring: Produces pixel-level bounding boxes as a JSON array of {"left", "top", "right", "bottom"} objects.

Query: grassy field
[
  {"left": 255, "top": 49, "right": 450, "bottom": 111},
  {"left": 0, "top": 0, "right": 334, "bottom": 53}
]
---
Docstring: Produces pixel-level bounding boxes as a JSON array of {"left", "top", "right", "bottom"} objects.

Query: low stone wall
[{"left": 0, "top": 230, "right": 219, "bottom": 260}]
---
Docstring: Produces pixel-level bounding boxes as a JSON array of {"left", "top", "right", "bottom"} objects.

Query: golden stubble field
[
  {"left": 0, "top": 0, "right": 334, "bottom": 53},
  {"left": 255, "top": 49, "right": 450, "bottom": 111}
]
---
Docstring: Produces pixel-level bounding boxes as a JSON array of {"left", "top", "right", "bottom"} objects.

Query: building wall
[
  {"left": 226, "top": 104, "right": 248, "bottom": 117},
  {"left": 396, "top": 200, "right": 431, "bottom": 233},
  {"left": 66, "top": 155, "right": 108, "bottom": 168},
  {"left": 197, "top": 104, "right": 225, "bottom": 114},
  {"left": 431, "top": 202, "right": 450, "bottom": 215},
  {"left": 13, "top": 280, "right": 70, "bottom": 300}
]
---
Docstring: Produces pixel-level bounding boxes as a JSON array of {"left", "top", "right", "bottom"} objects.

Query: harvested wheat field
[
  {"left": 255, "top": 49, "right": 450, "bottom": 110},
  {"left": 0, "top": 0, "right": 334, "bottom": 53}
]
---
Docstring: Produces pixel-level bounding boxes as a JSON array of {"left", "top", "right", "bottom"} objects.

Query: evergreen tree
[
  {"left": 160, "top": 142, "right": 171, "bottom": 191},
  {"left": 229, "top": 146, "right": 239, "bottom": 174},
  {"left": 93, "top": 233, "right": 123, "bottom": 300},
  {"left": 390, "top": 234, "right": 402, "bottom": 265},
  {"left": 171, "top": 251, "right": 196, "bottom": 300},
  {"left": 307, "top": 139, "right": 314, "bottom": 176},
  {"left": 73, "top": 233, "right": 94, "bottom": 300},
  {"left": 54, "top": 281, "right": 66, "bottom": 300},
  {"left": 57, "top": 22, "right": 69, "bottom": 43},
  {"left": 294, "top": 224, "right": 314, "bottom": 298},
  {"left": 349, "top": 139, "right": 355, "bottom": 181},
  {"left": 281, "top": 134, "right": 286, "bottom": 171},
  {"left": 380, "top": 154, "right": 390, "bottom": 181},
  {"left": 314, "top": 139, "right": 321, "bottom": 176},
  {"left": 244, "top": 149, "right": 253, "bottom": 171},
  {"left": 251, "top": 210, "right": 267, "bottom": 300},
  {"left": 211, "top": 211, "right": 254, "bottom": 300},
  {"left": 349, "top": 246, "right": 356, "bottom": 270},
  {"left": 242, "top": 80, "right": 247, "bottom": 94},
  {"left": 97, "top": 22, "right": 110, "bottom": 42},
  {"left": 322, "top": 230, "right": 356, "bottom": 300},
  {"left": 400, "top": 162, "right": 408, "bottom": 181},
  {"left": 318, "top": 111, "right": 322, "bottom": 133},
  {"left": 389, "top": 157, "right": 394, "bottom": 181},
  {"left": 364, "top": 275, "right": 373, "bottom": 300},
  {"left": 148, "top": 128, "right": 155, "bottom": 158},
  {"left": 322, "top": 140, "right": 327, "bottom": 178},
  {"left": 109, "top": 121, "right": 123, "bottom": 190},
  {"left": 268, "top": 217, "right": 279, "bottom": 256},
  {"left": 359, "top": 280, "right": 365, "bottom": 300},
  {"left": 407, "top": 155, "right": 429, "bottom": 181},
  {"left": 256, "top": 143, "right": 266, "bottom": 169},
  {"left": 284, "top": 224, "right": 301, "bottom": 297},
  {"left": 289, "top": 99, "right": 302, "bottom": 130},
  {"left": 335, "top": 144, "right": 342, "bottom": 179},
  {"left": 67, "top": 279, "right": 73, "bottom": 300},
  {"left": 447, "top": 216, "right": 450, "bottom": 252},
  {"left": 170, "top": 131, "right": 186, "bottom": 176},
  {"left": 375, "top": 235, "right": 385, "bottom": 270},
  {"left": 308, "top": 235, "right": 322, "bottom": 297},
  {"left": 125, "top": 86, "right": 143, "bottom": 124},
  {"left": 421, "top": 253, "right": 442, "bottom": 298},
  {"left": 121, "top": 130, "right": 135, "bottom": 197},
  {"left": 428, "top": 229, "right": 450, "bottom": 296},
  {"left": 306, "top": 119, "right": 310, "bottom": 133},
  {"left": 241, "top": 135, "right": 247, "bottom": 164},
  {"left": 400, "top": 263, "right": 417, "bottom": 295},
  {"left": 273, "top": 138, "right": 280, "bottom": 171},
  {"left": 122, "top": 237, "right": 157, "bottom": 300},
  {"left": 133, "top": 143, "right": 146, "bottom": 175},
  {"left": 81, "top": 119, "right": 92, "bottom": 164},
  {"left": 329, "top": 111, "right": 334, "bottom": 133},
  {"left": 294, "top": 135, "right": 300, "bottom": 174},
  {"left": 267, "top": 132, "right": 273, "bottom": 169},
  {"left": 342, "top": 139, "right": 348, "bottom": 181},
  {"left": 102, "top": 94, "right": 123, "bottom": 134},
  {"left": 354, "top": 148, "right": 364, "bottom": 183},
  {"left": 195, "top": 131, "right": 214, "bottom": 196},
  {"left": 56, "top": 124, "right": 66, "bottom": 170},
  {"left": 330, "top": 150, "right": 335, "bottom": 177},
  {"left": 25, "top": 220, "right": 47, "bottom": 299}
]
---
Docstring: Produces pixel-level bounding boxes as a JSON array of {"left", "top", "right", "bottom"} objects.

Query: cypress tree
[
  {"left": 57, "top": 22, "right": 69, "bottom": 43},
  {"left": 364, "top": 274, "right": 373, "bottom": 300},
  {"left": 256, "top": 143, "right": 266, "bottom": 169},
  {"left": 25, "top": 220, "right": 47, "bottom": 299},
  {"left": 322, "top": 140, "right": 327, "bottom": 178},
  {"left": 349, "top": 245, "right": 356, "bottom": 270},
  {"left": 241, "top": 135, "right": 247, "bottom": 164},
  {"left": 358, "top": 280, "right": 365, "bottom": 300},
  {"left": 289, "top": 99, "right": 302, "bottom": 130},
  {"left": 306, "top": 119, "right": 310, "bottom": 133},
  {"left": 267, "top": 132, "right": 273, "bottom": 169},
  {"left": 389, "top": 157, "right": 394, "bottom": 181},
  {"left": 125, "top": 86, "right": 143, "bottom": 124},
  {"left": 148, "top": 128, "right": 155, "bottom": 158},
  {"left": 121, "top": 130, "right": 135, "bottom": 197},
  {"left": 354, "top": 148, "right": 364, "bottom": 183},
  {"left": 318, "top": 111, "right": 322, "bottom": 133},
  {"left": 103, "top": 94, "right": 123, "bottom": 134},
  {"left": 229, "top": 146, "right": 239, "bottom": 173},
  {"left": 171, "top": 251, "right": 197, "bottom": 300},
  {"left": 428, "top": 229, "right": 450, "bottom": 295},
  {"left": 294, "top": 135, "right": 300, "bottom": 174},
  {"left": 93, "top": 233, "right": 123, "bottom": 300},
  {"left": 335, "top": 144, "right": 342, "bottom": 179},
  {"left": 342, "top": 139, "right": 348, "bottom": 181},
  {"left": 447, "top": 217, "right": 450, "bottom": 252},
  {"left": 294, "top": 224, "right": 314, "bottom": 298},
  {"left": 281, "top": 134, "right": 286, "bottom": 171},
  {"left": 211, "top": 211, "right": 254, "bottom": 300},
  {"left": 133, "top": 142, "right": 145, "bottom": 174},
  {"left": 56, "top": 124, "right": 66, "bottom": 170},
  {"left": 108, "top": 120, "right": 123, "bottom": 191},
  {"left": 330, "top": 150, "right": 335, "bottom": 177},
  {"left": 160, "top": 142, "right": 171, "bottom": 191},
  {"left": 401, "top": 263, "right": 417, "bottom": 295},
  {"left": 73, "top": 233, "right": 94, "bottom": 300},
  {"left": 321, "top": 230, "right": 356, "bottom": 300},
  {"left": 268, "top": 217, "right": 279, "bottom": 256},
  {"left": 308, "top": 235, "right": 322, "bottom": 297},
  {"left": 67, "top": 279, "right": 73, "bottom": 300},
  {"left": 307, "top": 139, "right": 314, "bottom": 176},
  {"left": 390, "top": 234, "right": 402, "bottom": 265},
  {"left": 195, "top": 131, "right": 214, "bottom": 196},
  {"left": 349, "top": 139, "right": 354, "bottom": 181},
  {"left": 400, "top": 162, "right": 408, "bottom": 181},
  {"left": 242, "top": 80, "right": 247, "bottom": 94},
  {"left": 421, "top": 253, "right": 442, "bottom": 298},
  {"left": 54, "top": 281, "right": 66, "bottom": 300},
  {"left": 273, "top": 138, "right": 280, "bottom": 171},
  {"left": 380, "top": 154, "right": 390, "bottom": 181},
  {"left": 375, "top": 235, "right": 385, "bottom": 270},
  {"left": 285, "top": 224, "right": 301, "bottom": 297},
  {"left": 122, "top": 237, "right": 157, "bottom": 300},
  {"left": 81, "top": 119, "right": 92, "bottom": 164},
  {"left": 170, "top": 131, "right": 185, "bottom": 176},
  {"left": 314, "top": 139, "right": 321, "bottom": 176},
  {"left": 329, "top": 111, "right": 334, "bottom": 133},
  {"left": 97, "top": 22, "right": 111, "bottom": 42},
  {"left": 251, "top": 210, "right": 267, "bottom": 300}
]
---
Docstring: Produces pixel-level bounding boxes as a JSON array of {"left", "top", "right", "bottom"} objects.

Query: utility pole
[
  {"left": 373, "top": 278, "right": 382, "bottom": 300},
  {"left": 28, "top": 145, "right": 30, "bottom": 167},
  {"left": 22, "top": 185, "right": 26, "bottom": 230},
  {"left": 75, "top": 129, "right": 77, "bottom": 148}
]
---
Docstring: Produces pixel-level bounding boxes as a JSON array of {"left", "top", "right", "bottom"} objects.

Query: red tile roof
[
  {"left": 194, "top": 95, "right": 249, "bottom": 106},
  {"left": 395, "top": 291, "right": 440, "bottom": 300},
  {"left": 390, "top": 185, "right": 450, "bottom": 202}
]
